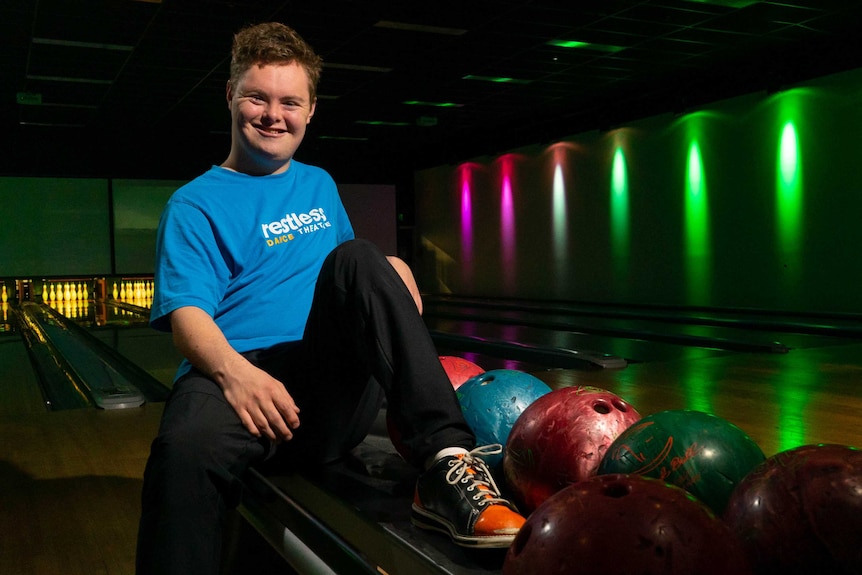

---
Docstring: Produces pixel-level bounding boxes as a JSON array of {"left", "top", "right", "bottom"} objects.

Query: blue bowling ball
[{"left": 457, "top": 369, "right": 552, "bottom": 470}]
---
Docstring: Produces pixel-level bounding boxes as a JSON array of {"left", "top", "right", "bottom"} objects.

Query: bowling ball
[
  {"left": 387, "top": 356, "right": 485, "bottom": 460},
  {"left": 503, "top": 474, "right": 753, "bottom": 575},
  {"left": 723, "top": 443, "right": 862, "bottom": 575},
  {"left": 439, "top": 355, "right": 485, "bottom": 390},
  {"left": 455, "top": 369, "right": 552, "bottom": 470},
  {"left": 503, "top": 386, "right": 641, "bottom": 512},
  {"left": 598, "top": 409, "right": 765, "bottom": 514}
]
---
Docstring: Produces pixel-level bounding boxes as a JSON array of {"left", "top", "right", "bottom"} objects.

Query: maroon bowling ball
[
  {"left": 723, "top": 443, "right": 862, "bottom": 575},
  {"left": 503, "top": 474, "right": 753, "bottom": 575},
  {"left": 503, "top": 385, "right": 641, "bottom": 512}
]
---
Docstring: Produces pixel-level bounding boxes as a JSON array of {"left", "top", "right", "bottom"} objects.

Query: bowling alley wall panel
[
  {"left": 414, "top": 66, "right": 862, "bottom": 314},
  {"left": 0, "top": 177, "right": 111, "bottom": 276},
  {"left": 0, "top": 176, "right": 396, "bottom": 279}
]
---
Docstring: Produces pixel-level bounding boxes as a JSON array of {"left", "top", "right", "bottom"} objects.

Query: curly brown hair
[{"left": 229, "top": 22, "right": 323, "bottom": 101}]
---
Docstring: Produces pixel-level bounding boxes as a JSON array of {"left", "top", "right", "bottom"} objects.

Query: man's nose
[{"left": 261, "top": 101, "right": 282, "bottom": 123}]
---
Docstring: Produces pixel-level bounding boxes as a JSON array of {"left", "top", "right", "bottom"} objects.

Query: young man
[{"left": 136, "top": 22, "right": 525, "bottom": 575}]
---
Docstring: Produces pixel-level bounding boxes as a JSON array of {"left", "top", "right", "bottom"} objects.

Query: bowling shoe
[{"left": 411, "top": 444, "right": 526, "bottom": 548}]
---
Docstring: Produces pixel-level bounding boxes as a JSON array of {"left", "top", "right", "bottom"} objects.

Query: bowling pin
[
  {"left": 1, "top": 285, "right": 7, "bottom": 303},
  {"left": 120, "top": 282, "right": 125, "bottom": 300},
  {"left": 49, "top": 283, "right": 56, "bottom": 302},
  {"left": 112, "top": 282, "right": 119, "bottom": 299}
]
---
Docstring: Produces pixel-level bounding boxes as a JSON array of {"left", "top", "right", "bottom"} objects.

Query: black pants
[{"left": 135, "top": 239, "right": 474, "bottom": 575}]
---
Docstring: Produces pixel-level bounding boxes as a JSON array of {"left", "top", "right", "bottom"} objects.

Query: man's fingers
[
  {"left": 239, "top": 412, "right": 262, "bottom": 438},
  {"left": 223, "top": 373, "right": 300, "bottom": 442},
  {"left": 275, "top": 398, "right": 301, "bottom": 430}
]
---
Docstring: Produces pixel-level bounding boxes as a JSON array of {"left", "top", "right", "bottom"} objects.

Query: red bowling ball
[
  {"left": 439, "top": 355, "right": 485, "bottom": 390},
  {"left": 723, "top": 443, "right": 862, "bottom": 575},
  {"left": 503, "top": 385, "right": 641, "bottom": 512},
  {"left": 503, "top": 474, "right": 753, "bottom": 575}
]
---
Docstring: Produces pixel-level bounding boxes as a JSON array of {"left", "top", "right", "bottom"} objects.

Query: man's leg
[
  {"left": 299, "top": 239, "right": 526, "bottom": 547},
  {"left": 301, "top": 239, "right": 473, "bottom": 466},
  {"left": 136, "top": 373, "right": 267, "bottom": 575}
]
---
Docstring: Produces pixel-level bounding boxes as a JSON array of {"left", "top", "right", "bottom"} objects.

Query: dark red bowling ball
[
  {"left": 723, "top": 443, "right": 862, "bottom": 575},
  {"left": 503, "top": 474, "right": 753, "bottom": 575},
  {"left": 503, "top": 385, "right": 641, "bottom": 512}
]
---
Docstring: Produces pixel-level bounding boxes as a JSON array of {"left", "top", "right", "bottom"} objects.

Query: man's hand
[
  {"left": 170, "top": 306, "right": 300, "bottom": 442},
  {"left": 218, "top": 359, "right": 300, "bottom": 442}
]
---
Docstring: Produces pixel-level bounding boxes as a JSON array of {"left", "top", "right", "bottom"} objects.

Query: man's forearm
[{"left": 170, "top": 305, "right": 251, "bottom": 387}]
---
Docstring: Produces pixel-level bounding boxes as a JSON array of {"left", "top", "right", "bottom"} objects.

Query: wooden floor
[
  {"left": 0, "top": 405, "right": 163, "bottom": 575},
  {"left": 2, "top": 336, "right": 861, "bottom": 573},
  {"left": 543, "top": 341, "right": 862, "bottom": 458}
]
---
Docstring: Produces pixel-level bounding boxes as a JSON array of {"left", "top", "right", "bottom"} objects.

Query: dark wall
[{"left": 0, "top": 176, "right": 396, "bottom": 279}]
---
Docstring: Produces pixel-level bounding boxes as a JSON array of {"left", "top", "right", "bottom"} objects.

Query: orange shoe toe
[{"left": 474, "top": 504, "right": 526, "bottom": 536}]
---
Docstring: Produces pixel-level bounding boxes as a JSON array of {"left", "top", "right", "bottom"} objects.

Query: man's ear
[
  {"left": 307, "top": 98, "right": 317, "bottom": 124},
  {"left": 225, "top": 80, "right": 234, "bottom": 108}
]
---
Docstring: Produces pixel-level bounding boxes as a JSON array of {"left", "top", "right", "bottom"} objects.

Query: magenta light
[
  {"left": 459, "top": 165, "right": 474, "bottom": 270},
  {"left": 500, "top": 155, "right": 517, "bottom": 292}
]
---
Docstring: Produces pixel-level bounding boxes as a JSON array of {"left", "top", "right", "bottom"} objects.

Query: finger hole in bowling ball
[
  {"left": 592, "top": 401, "right": 611, "bottom": 415},
  {"left": 479, "top": 375, "right": 496, "bottom": 386},
  {"left": 602, "top": 481, "right": 632, "bottom": 498},
  {"left": 612, "top": 398, "right": 630, "bottom": 412}
]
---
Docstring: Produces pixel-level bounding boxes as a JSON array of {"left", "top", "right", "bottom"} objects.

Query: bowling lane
[
  {"left": 423, "top": 296, "right": 859, "bottom": 352},
  {"left": 537, "top": 342, "right": 862, "bottom": 458},
  {"left": 425, "top": 298, "right": 862, "bottom": 368},
  {"left": 17, "top": 302, "right": 171, "bottom": 408},
  {"left": 425, "top": 295, "right": 862, "bottom": 339},
  {"left": 427, "top": 316, "right": 736, "bottom": 366},
  {"left": 1, "top": 403, "right": 164, "bottom": 575},
  {"left": 0, "top": 332, "right": 48, "bottom": 416},
  {"left": 92, "top": 326, "right": 182, "bottom": 388},
  {"left": 49, "top": 300, "right": 182, "bottom": 388}
]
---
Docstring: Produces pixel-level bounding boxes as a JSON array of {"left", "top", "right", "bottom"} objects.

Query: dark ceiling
[{"left": 4, "top": 0, "right": 862, "bottom": 184}]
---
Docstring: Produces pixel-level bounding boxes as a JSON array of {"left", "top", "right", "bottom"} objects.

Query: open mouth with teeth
[{"left": 256, "top": 125, "right": 287, "bottom": 135}]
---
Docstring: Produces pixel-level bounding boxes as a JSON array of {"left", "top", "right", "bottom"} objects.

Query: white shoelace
[{"left": 444, "top": 444, "right": 508, "bottom": 506}]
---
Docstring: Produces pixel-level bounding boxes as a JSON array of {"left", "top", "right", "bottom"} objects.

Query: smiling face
[{"left": 222, "top": 61, "right": 316, "bottom": 176}]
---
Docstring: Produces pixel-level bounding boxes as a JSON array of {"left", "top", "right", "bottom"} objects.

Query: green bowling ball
[{"left": 597, "top": 409, "right": 765, "bottom": 514}]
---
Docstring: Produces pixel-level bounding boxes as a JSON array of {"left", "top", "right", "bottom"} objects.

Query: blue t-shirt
[{"left": 150, "top": 162, "right": 354, "bottom": 378}]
